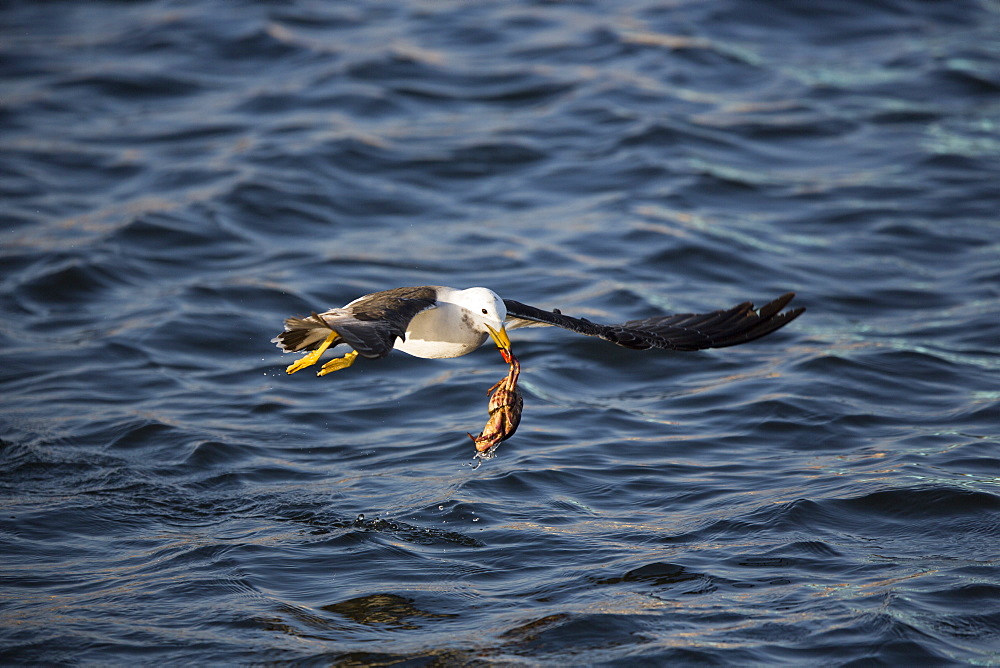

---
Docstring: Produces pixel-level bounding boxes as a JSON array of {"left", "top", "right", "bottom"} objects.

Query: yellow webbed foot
[
  {"left": 285, "top": 332, "right": 337, "bottom": 374},
  {"left": 318, "top": 349, "right": 359, "bottom": 376}
]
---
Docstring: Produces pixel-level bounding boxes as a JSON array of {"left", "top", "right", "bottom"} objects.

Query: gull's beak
[{"left": 486, "top": 324, "right": 511, "bottom": 351}]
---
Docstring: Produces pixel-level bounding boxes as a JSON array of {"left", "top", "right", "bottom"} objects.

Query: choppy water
[{"left": 2, "top": 1, "right": 999, "bottom": 664}]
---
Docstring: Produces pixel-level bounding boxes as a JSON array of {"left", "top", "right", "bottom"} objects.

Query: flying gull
[{"left": 272, "top": 286, "right": 804, "bottom": 375}]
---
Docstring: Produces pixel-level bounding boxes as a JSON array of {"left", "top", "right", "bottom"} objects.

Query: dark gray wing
[
  {"left": 503, "top": 293, "right": 804, "bottom": 351},
  {"left": 274, "top": 286, "right": 438, "bottom": 359}
]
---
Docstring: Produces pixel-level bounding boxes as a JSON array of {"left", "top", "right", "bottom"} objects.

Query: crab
[{"left": 468, "top": 347, "right": 523, "bottom": 454}]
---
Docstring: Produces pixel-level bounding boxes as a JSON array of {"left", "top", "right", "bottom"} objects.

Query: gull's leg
[
  {"left": 318, "top": 350, "right": 359, "bottom": 376},
  {"left": 285, "top": 332, "right": 337, "bottom": 374}
]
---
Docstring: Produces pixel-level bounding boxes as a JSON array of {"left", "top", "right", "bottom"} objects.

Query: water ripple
[{"left": 2, "top": 0, "right": 999, "bottom": 664}]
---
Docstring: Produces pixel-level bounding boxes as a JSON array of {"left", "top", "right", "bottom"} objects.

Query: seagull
[{"left": 272, "top": 286, "right": 804, "bottom": 375}]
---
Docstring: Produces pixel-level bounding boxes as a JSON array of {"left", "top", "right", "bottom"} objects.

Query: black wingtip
[
  {"left": 732, "top": 294, "right": 805, "bottom": 346},
  {"left": 758, "top": 292, "right": 796, "bottom": 319},
  {"left": 614, "top": 292, "right": 805, "bottom": 350}
]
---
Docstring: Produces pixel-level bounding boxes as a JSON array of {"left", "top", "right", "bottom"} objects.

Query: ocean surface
[{"left": 2, "top": 1, "right": 999, "bottom": 665}]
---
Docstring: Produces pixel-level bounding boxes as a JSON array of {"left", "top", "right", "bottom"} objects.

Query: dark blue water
[{"left": 2, "top": 1, "right": 999, "bottom": 664}]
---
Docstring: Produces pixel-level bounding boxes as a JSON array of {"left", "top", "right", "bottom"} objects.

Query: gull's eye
[{"left": 482, "top": 308, "right": 488, "bottom": 314}]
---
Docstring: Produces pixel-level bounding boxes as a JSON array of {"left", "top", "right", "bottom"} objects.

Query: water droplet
[
  {"left": 472, "top": 517, "right": 479, "bottom": 522},
  {"left": 438, "top": 505, "right": 444, "bottom": 510},
  {"left": 356, "top": 513, "right": 365, "bottom": 523}
]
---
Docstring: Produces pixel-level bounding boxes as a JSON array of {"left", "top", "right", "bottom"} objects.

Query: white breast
[{"left": 393, "top": 302, "right": 488, "bottom": 359}]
